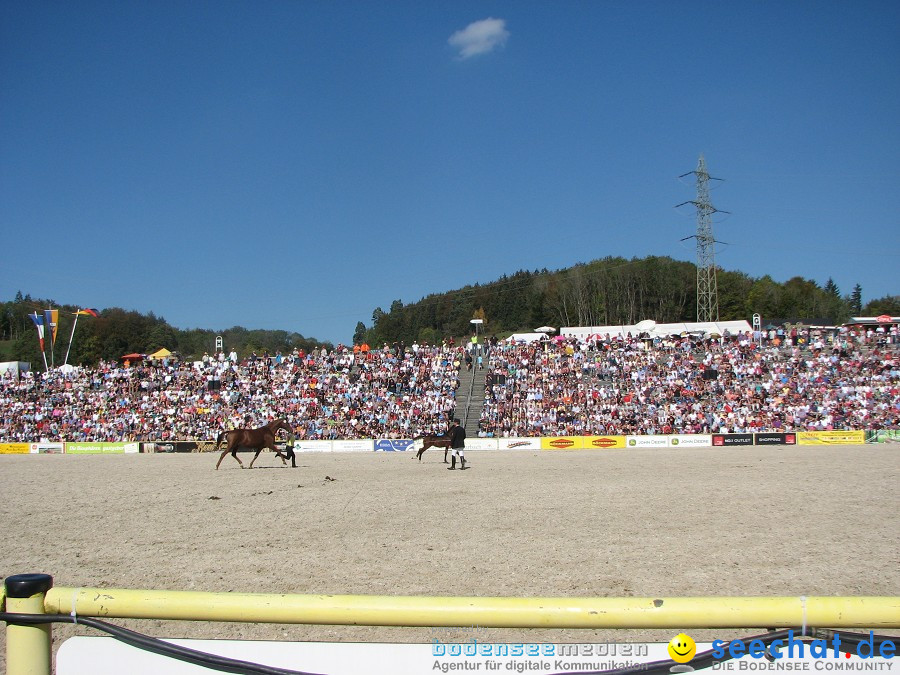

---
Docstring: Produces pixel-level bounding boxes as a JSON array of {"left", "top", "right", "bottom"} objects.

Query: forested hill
[
  {"left": 3, "top": 256, "right": 897, "bottom": 366},
  {"left": 356, "top": 255, "right": 897, "bottom": 346},
  {"left": 0, "top": 293, "right": 325, "bottom": 367}
]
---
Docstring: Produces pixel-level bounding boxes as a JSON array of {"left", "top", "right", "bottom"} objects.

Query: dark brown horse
[
  {"left": 215, "top": 419, "right": 296, "bottom": 470},
  {"left": 414, "top": 434, "right": 452, "bottom": 462}
]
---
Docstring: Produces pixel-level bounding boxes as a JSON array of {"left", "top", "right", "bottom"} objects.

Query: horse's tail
[{"left": 216, "top": 430, "right": 228, "bottom": 449}]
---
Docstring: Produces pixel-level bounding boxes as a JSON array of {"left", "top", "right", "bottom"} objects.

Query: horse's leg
[
  {"left": 217, "top": 438, "right": 244, "bottom": 469},
  {"left": 416, "top": 442, "right": 427, "bottom": 461},
  {"left": 215, "top": 448, "right": 228, "bottom": 470},
  {"left": 443, "top": 445, "right": 449, "bottom": 463},
  {"left": 249, "top": 449, "right": 263, "bottom": 468}
]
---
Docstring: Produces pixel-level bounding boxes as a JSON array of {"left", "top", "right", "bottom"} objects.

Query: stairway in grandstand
[{"left": 455, "top": 355, "right": 487, "bottom": 436}]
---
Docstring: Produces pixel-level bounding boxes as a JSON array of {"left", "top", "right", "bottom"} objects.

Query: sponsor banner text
[{"left": 798, "top": 430, "right": 866, "bottom": 445}]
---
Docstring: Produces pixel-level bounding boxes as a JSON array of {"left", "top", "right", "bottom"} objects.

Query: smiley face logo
[{"left": 668, "top": 633, "right": 696, "bottom": 663}]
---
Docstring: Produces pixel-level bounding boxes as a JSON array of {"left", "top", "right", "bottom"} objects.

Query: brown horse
[
  {"left": 215, "top": 419, "right": 296, "bottom": 470},
  {"left": 414, "top": 434, "right": 452, "bottom": 462}
]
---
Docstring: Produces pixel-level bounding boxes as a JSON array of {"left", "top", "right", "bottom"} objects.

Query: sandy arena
[{"left": 1, "top": 445, "right": 898, "bottom": 670}]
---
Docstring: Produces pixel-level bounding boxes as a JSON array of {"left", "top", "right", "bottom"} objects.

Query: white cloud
[{"left": 448, "top": 18, "right": 509, "bottom": 59}]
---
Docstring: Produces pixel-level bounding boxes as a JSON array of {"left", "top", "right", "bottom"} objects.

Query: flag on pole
[
  {"left": 74, "top": 308, "right": 99, "bottom": 317},
  {"left": 29, "top": 312, "right": 45, "bottom": 350},
  {"left": 44, "top": 309, "right": 59, "bottom": 367},
  {"left": 44, "top": 309, "right": 59, "bottom": 344},
  {"left": 29, "top": 312, "right": 50, "bottom": 371}
]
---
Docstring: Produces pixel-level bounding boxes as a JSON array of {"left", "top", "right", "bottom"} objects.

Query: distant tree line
[
  {"left": 2, "top": 257, "right": 898, "bottom": 366},
  {"left": 355, "top": 255, "right": 899, "bottom": 346},
  {"left": 0, "top": 291, "right": 326, "bottom": 367}
]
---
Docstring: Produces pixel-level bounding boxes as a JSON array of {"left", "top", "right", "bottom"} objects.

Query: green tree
[
  {"left": 849, "top": 284, "right": 863, "bottom": 315},
  {"left": 863, "top": 295, "right": 900, "bottom": 316},
  {"left": 353, "top": 322, "right": 367, "bottom": 345},
  {"left": 146, "top": 323, "right": 178, "bottom": 352},
  {"left": 745, "top": 276, "right": 782, "bottom": 318}
]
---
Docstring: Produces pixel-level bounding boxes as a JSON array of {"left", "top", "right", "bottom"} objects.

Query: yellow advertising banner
[
  {"left": 583, "top": 435, "right": 627, "bottom": 449},
  {"left": 0, "top": 443, "right": 31, "bottom": 454},
  {"left": 541, "top": 436, "right": 584, "bottom": 450},
  {"left": 797, "top": 430, "right": 865, "bottom": 446}
]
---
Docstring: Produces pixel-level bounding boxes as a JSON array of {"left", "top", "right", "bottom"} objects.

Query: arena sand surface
[{"left": 1, "top": 445, "right": 898, "bottom": 670}]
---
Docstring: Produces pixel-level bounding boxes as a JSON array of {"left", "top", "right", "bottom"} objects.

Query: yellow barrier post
[{"left": 5, "top": 573, "right": 53, "bottom": 675}]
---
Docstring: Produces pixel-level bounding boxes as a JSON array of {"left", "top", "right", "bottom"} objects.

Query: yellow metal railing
[{"left": 4, "top": 574, "right": 900, "bottom": 675}]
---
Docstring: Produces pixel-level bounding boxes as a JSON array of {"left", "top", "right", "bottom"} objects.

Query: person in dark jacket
[{"left": 447, "top": 418, "right": 467, "bottom": 470}]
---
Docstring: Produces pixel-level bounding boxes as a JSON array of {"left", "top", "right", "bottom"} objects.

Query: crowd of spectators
[
  {"left": 1, "top": 325, "right": 897, "bottom": 443},
  {"left": 0, "top": 343, "right": 461, "bottom": 442},
  {"left": 478, "top": 325, "right": 899, "bottom": 437}
]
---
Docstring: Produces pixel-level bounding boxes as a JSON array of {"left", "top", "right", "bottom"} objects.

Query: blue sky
[{"left": 2, "top": 1, "right": 898, "bottom": 345}]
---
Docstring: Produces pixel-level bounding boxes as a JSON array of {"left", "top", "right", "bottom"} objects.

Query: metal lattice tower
[{"left": 677, "top": 155, "right": 726, "bottom": 322}]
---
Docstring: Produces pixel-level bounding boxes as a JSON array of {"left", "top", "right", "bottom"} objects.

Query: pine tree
[
  {"left": 849, "top": 284, "right": 863, "bottom": 315},
  {"left": 353, "top": 322, "right": 367, "bottom": 345}
]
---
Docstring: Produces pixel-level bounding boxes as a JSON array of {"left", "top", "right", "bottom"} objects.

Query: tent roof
[
  {"left": 507, "top": 332, "right": 548, "bottom": 343},
  {"left": 561, "top": 320, "right": 753, "bottom": 340}
]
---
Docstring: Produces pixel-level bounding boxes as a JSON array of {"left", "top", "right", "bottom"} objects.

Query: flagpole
[
  {"left": 64, "top": 311, "right": 80, "bottom": 366},
  {"left": 49, "top": 306, "right": 55, "bottom": 369}
]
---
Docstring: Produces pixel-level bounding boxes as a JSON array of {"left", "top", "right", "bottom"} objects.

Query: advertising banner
[
  {"left": 583, "top": 435, "right": 626, "bottom": 449},
  {"left": 0, "top": 442, "right": 30, "bottom": 454},
  {"left": 464, "top": 438, "right": 499, "bottom": 451},
  {"left": 375, "top": 439, "right": 415, "bottom": 452},
  {"left": 797, "top": 430, "right": 865, "bottom": 445},
  {"left": 754, "top": 433, "right": 797, "bottom": 446},
  {"left": 65, "top": 442, "right": 130, "bottom": 454},
  {"left": 541, "top": 436, "right": 584, "bottom": 450},
  {"left": 669, "top": 435, "right": 712, "bottom": 448},
  {"left": 293, "top": 440, "right": 333, "bottom": 453},
  {"left": 866, "top": 430, "right": 900, "bottom": 444},
  {"left": 712, "top": 434, "right": 754, "bottom": 447},
  {"left": 30, "top": 443, "right": 64, "bottom": 454},
  {"left": 142, "top": 441, "right": 202, "bottom": 453},
  {"left": 332, "top": 439, "right": 374, "bottom": 452},
  {"left": 625, "top": 435, "right": 669, "bottom": 448},
  {"left": 498, "top": 437, "right": 542, "bottom": 450},
  {"left": 192, "top": 440, "right": 220, "bottom": 453}
]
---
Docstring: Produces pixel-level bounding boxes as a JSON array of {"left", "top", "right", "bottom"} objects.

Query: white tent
[
  {"left": 507, "top": 332, "right": 548, "bottom": 343},
  {"left": 561, "top": 320, "right": 752, "bottom": 341},
  {"left": 0, "top": 361, "right": 30, "bottom": 380}
]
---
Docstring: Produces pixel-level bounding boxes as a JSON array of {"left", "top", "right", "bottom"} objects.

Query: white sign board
[
  {"left": 498, "top": 437, "right": 542, "bottom": 450},
  {"left": 59, "top": 638, "right": 898, "bottom": 675}
]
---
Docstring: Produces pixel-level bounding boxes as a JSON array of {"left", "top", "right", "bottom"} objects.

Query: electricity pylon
[{"left": 676, "top": 155, "right": 727, "bottom": 322}]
